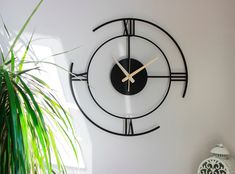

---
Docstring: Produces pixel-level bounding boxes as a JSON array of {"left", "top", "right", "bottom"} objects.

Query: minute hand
[
  {"left": 113, "top": 57, "right": 135, "bottom": 83},
  {"left": 122, "top": 57, "right": 158, "bottom": 82}
]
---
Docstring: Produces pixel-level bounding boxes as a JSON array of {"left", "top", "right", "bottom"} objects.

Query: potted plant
[{"left": 0, "top": 0, "right": 79, "bottom": 173}]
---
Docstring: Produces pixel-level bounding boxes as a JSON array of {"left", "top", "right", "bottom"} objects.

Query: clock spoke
[
  {"left": 127, "top": 35, "right": 131, "bottom": 59},
  {"left": 123, "top": 19, "right": 136, "bottom": 75},
  {"left": 127, "top": 36, "right": 131, "bottom": 92},
  {"left": 127, "top": 37, "right": 131, "bottom": 72},
  {"left": 148, "top": 75, "right": 171, "bottom": 78}
]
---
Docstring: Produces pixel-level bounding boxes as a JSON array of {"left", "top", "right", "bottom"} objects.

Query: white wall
[{"left": 1, "top": 0, "right": 235, "bottom": 174}]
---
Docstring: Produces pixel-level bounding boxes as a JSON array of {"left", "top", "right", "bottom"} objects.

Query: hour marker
[
  {"left": 71, "top": 72, "right": 88, "bottom": 81},
  {"left": 123, "top": 19, "right": 135, "bottom": 36},
  {"left": 124, "top": 118, "right": 134, "bottom": 135},
  {"left": 148, "top": 72, "right": 187, "bottom": 82},
  {"left": 170, "top": 72, "right": 187, "bottom": 82}
]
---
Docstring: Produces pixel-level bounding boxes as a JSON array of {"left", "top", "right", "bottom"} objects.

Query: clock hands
[
  {"left": 113, "top": 57, "right": 135, "bottom": 83},
  {"left": 122, "top": 57, "right": 159, "bottom": 83}
]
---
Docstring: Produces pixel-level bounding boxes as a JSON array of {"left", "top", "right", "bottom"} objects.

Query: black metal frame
[
  {"left": 87, "top": 35, "right": 171, "bottom": 120},
  {"left": 69, "top": 18, "right": 188, "bottom": 136},
  {"left": 69, "top": 63, "right": 161, "bottom": 136}
]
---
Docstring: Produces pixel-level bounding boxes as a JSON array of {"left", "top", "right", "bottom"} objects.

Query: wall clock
[{"left": 69, "top": 18, "right": 188, "bottom": 136}]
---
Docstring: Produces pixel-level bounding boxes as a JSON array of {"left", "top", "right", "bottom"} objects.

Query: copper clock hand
[
  {"left": 113, "top": 57, "right": 135, "bottom": 83},
  {"left": 122, "top": 57, "right": 159, "bottom": 82}
]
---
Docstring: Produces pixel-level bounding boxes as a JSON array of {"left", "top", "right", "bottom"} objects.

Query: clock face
[{"left": 69, "top": 18, "right": 188, "bottom": 136}]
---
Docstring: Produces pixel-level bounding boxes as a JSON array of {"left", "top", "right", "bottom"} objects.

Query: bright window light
[{"left": 13, "top": 33, "right": 87, "bottom": 172}]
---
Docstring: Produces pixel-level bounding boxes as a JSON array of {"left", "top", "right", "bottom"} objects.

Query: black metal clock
[{"left": 69, "top": 18, "right": 188, "bottom": 136}]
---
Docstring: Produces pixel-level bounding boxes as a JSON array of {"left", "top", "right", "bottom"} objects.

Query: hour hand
[
  {"left": 122, "top": 56, "right": 158, "bottom": 82},
  {"left": 113, "top": 57, "right": 135, "bottom": 83}
]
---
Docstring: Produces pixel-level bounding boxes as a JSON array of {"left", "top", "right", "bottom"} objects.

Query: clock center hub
[{"left": 110, "top": 58, "right": 148, "bottom": 95}]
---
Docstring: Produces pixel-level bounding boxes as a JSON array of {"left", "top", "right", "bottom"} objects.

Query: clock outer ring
[
  {"left": 69, "top": 17, "right": 188, "bottom": 136},
  {"left": 69, "top": 63, "right": 160, "bottom": 136},
  {"left": 86, "top": 35, "right": 172, "bottom": 120}
]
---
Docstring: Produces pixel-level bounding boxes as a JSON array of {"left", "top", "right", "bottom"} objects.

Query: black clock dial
[
  {"left": 110, "top": 58, "right": 147, "bottom": 95},
  {"left": 69, "top": 18, "right": 188, "bottom": 136}
]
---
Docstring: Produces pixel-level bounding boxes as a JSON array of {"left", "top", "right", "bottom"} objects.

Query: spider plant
[{"left": 0, "top": 0, "right": 79, "bottom": 173}]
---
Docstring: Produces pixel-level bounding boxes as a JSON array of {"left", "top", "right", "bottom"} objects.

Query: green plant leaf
[
  {"left": 14, "top": 89, "right": 27, "bottom": 173},
  {"left": 14, "top": 89, "right": 31, "bottom": 172},
  {"left": 0, "top": 47, "right": 5, "bottom": 63},
  {"left": 25, "top": 60, "right": 79, "bottom": 78},
  {"left": 28, "top": 77, "right": 79, "bottom": 166},
  {"left": 3, "top": 59, "right": 11, "bottom": 66},
  {"left": 48, "top": 128, "right": 61, "bottom": 171},
  {"left": 41, "top": 46, "right": 80, "bottom": 61},
  {"left": 0, "top": 15, "right": 11, "bottom": 38},
  {"left": 18, "top": 76, "right": 47, "bottom": 129},
  {"left": 6, "top": 0, "right": 43, "bottom": 60},
  {"left": 26, "top": 73, "right": 50, "bottom": 88},
  {"left": 41, "top": 105, "right": 79, "bottom": 170},
  {"left": 17, "top": 89, "right": 51, "bottom": 173},
  {"left": 18, "top": 32, "right": 34, "bottom": 72},
  {"left": 3, "top": 70, "right": 22, "bottom": 173},
  {"left": 31, "top": 130, "right": 46, "bottom": 173},
  {"left": 1, "top": 0, "right": 80, "bottom": 172},
  {"left": 14, "top": 79, "right": 52, "bottom": 173},
  {"left": 16, "top": 67, "right": 40, "bottom": 76},
  {"left": 10, "top": 49, "right": 15, "bottom": 72}
]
